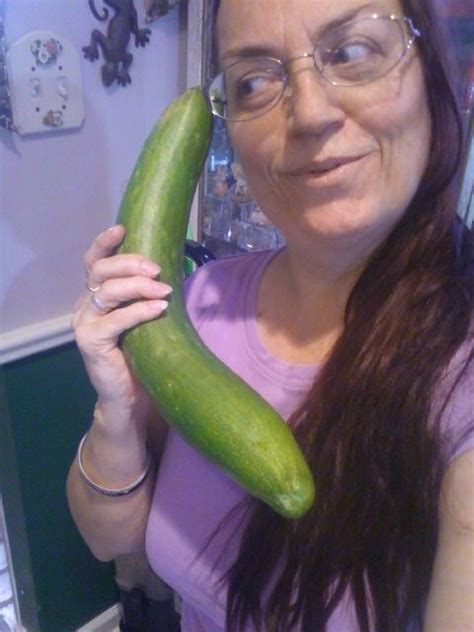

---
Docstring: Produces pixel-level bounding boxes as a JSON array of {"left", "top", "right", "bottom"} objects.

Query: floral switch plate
[{"left": 6, "top": 31, "right": 85, "bottom": 135}]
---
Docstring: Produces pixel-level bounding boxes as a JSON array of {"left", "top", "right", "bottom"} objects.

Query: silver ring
[
  {"left": 91, "top": 291, "right": 108, "bottom": 313},
  {"left": 86, "top": 281, "right": 101, "bottom": 293}
]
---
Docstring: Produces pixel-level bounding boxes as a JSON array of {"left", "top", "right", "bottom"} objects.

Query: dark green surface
[
  {"left": 1, "top": 342, "right": 117, "bottom": 631},
  {"left": 0, "top": 374, "right": 39, "bottom": 630}
]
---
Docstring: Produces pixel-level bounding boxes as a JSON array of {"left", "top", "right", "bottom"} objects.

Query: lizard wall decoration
[{"left": 83, "top": 0, "right": 151, "bottom": 87}]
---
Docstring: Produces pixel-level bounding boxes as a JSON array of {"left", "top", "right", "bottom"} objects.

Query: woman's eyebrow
[
  {"left": 221, "top": 45, "right": 279, "bottom": 64},
  {"left": 220, "top": 2, "right": 381, "bottom": 64},
  {"left": 320, "top": 2, "right": 381, "bottom": 36}
]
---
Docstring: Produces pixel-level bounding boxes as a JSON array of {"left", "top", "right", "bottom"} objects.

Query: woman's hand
[
  {"left": 67, "top": 225, "right": 171, "bottom": 561},
  {"left": 72, "top": 224, "right": 172, "bottom": 432}
]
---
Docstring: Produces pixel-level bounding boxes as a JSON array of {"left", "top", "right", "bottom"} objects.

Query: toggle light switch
[
  {"left": 30, "top": 77, "right": 41, "bottom": 98},
  {"left": 57, "top": 76, "right": 68, "bottom": 100}
]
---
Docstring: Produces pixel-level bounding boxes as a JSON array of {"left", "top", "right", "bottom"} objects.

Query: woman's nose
[{"left": 284, "top": 62, "right": 345, "bottom": 136}]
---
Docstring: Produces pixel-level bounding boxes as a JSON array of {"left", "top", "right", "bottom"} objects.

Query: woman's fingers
[
  {"left": 86, "top": 277, "right": 172, "bottom": 316},
  {"left": 73, "top": 225, "right": 171, "bottom": 415},
  {"left": 80, "top": 224, "right": 166, "bottom": 320},
  {"left": 84, "top": 224, "right": 125, "bottom": 276},
  {"left": 76, "top": 224, "right": 172, "bottom": 356},
  {"left": 75, "top": 298, "right": 169, "bottom": 357},
  {"left": 87, "top": 253, "right": 161, "bottom": 290},
  {"left": 83, "top": 224, "right": 161, "bottom": 293},
  {"left": 74, "top": 276, "right": 172, "bottom": 327}
]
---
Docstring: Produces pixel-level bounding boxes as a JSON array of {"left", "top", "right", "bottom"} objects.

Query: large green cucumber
[{"left": 117, "top": 88, "right": 315, "bottom": 519}]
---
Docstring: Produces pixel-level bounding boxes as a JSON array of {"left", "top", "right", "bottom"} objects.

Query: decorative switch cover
[{"left": 6, "top": 30, "right": 85, "bottom": 136}]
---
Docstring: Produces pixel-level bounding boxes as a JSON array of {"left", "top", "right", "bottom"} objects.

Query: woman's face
[{"left": 217, "top": 0, "right": 432, "bottom": 256}]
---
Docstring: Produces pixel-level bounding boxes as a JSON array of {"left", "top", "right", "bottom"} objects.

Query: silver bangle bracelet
[{"left": 77, "top": 433, "right": 152, "bottom": 497}]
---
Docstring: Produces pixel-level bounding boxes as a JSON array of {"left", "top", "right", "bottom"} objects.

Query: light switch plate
[{"left": 6, "top": 30, "right": 85, "bottom": 136}]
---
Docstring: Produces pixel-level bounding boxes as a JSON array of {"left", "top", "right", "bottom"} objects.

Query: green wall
[{"left": 0, "top": 342, "right": 117, "bottom": 631}]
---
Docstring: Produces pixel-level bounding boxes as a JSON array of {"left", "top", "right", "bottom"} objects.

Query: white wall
[{"left": 0, "top": 0, "right": 184, "bottom": 347}]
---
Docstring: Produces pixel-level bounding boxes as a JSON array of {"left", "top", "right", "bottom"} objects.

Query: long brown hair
[{"left": 205, "top": 1, "right": 473, "bottom": 630}]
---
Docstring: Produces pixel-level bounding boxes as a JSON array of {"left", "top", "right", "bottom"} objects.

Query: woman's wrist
[
  {"left": 80, "top": 409, "right": 151, "bottom": 492},
  {"left": 92, "top": 399, "right": 149, "bottom": 442},
  {"left": 77, "top": 433, "right": 152, "bottom": 496}
]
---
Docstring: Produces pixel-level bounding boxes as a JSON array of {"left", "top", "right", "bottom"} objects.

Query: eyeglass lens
[{"left": 208, "top": 16, "right": 412, "bottom": 121}]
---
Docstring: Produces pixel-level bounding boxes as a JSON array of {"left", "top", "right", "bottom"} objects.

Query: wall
[
  {"left": 0, "top": 0, "right": 184, "bottom": 340},
  {"left": 0, "top": 0, "right": 186, "bottom": 629}
]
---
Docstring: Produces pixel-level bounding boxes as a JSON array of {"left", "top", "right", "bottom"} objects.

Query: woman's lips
[{"left": 286, "top": 155, "right": 368, "bottom": 187}]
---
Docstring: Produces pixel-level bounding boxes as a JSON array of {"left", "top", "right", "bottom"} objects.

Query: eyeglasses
[{"left": 205, "top": 14, "right": 420, "bottom": 122}]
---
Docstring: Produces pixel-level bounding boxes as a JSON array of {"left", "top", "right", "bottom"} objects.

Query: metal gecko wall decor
[{"left": 83, "top": 0, "right": 151, "bottom": 87}]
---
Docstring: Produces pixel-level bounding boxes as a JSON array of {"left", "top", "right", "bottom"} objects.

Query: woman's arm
[
  {"left": 66, "top": 405, "right": 168, "bottom": 562},
  {"left": 424, "top": 449, "right": 474, "bottom": 631},
  {"left": 66, "top": 225, "right": 172, "bottom": 561}
]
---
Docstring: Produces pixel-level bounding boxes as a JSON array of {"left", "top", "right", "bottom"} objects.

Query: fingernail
[
  {"left": 162, "top": 285, "right": 173, "bottom": 296},
  {"left": 150, "top": 300, "right": 168, "bottom": 311},
  {"left": 142, "top": 261, "right": 161, "bottom": 275}
]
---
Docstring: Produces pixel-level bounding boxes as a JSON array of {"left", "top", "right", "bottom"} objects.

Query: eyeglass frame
[{"left": 204, "top": 13, "right": 421, "bottom": 122}]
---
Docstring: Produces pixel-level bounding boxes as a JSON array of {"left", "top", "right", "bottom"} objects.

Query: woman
[{"left": 67, "top": 0, "right": 474, "bottom": 630}]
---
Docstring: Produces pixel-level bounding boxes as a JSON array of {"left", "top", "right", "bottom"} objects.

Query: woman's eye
[
  {"left": 237, "top": 74, "right": 272, "bottom": 98},
  {"left": 331, "top": 41, "right": 377, "bottom": 65},
  {"left": 226, "top": 63, "right": 283, "bottom": 112}
]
